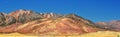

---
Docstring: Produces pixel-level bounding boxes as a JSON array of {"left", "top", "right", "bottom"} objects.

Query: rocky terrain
[{"left": 0, "top": 9, "right": 119, "bottom": 35}]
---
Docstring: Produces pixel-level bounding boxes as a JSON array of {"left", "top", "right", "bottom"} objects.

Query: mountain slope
[
  {"left": 0, "top": 9, "right": 103, "bottom": 35},
  {"left": 96, "top": 20, "right": 120, "bottom": 31}
]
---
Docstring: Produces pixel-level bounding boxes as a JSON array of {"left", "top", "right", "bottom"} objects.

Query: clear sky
[{"left": 0, "top": 0, "right": 120, "bottom": 22}]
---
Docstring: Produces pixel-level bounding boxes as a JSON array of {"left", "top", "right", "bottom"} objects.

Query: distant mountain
[{"left": 96, "top": 20, "right": 120, "bottom": 31}]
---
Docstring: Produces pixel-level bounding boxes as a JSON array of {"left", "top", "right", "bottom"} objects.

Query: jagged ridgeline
[
  {"left": 0, "top": 9, "right": 94, "bottom": 27},
  {"left": 0, "top": 9, "right": 101, "bottom": 35},
  {"left": 0, "top": 9, "right": 120, "bottom": 35},
  {"left": 0, "top": 10, "right": 56, "bottom": 26}
]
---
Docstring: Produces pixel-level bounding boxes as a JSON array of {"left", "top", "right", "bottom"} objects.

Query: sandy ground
[{"left": 0, "top": 31, "right": 120, "bottom": 37}]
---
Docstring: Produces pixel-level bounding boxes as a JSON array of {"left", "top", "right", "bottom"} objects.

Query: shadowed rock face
[
  {"left": 96, "top": 20, "right": 120, "bottom": 31},
  {"left": 0, "top": 9, "right": 102, "bottom": 35},
  {"left": 0, "top": 13, "right": 6, "bottom": 26}
]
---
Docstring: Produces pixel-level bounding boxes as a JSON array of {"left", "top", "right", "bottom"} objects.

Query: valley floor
[{"left": 0, "top": 31, "right": 120, "bottom": 37}]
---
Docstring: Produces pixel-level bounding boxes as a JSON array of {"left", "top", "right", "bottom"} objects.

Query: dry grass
[{"left": 0, "top": 31, "right": 120, "bottom": 37}]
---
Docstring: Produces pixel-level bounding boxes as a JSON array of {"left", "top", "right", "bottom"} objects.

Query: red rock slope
[{"left": 0, "top": 9, "right": 102, "bottom": 35}]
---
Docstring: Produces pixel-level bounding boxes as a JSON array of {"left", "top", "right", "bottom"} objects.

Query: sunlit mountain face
[
  {"left": 0, "top": 9, "right": 100, "bottom": 35},
  {"left": 0, "top": 9, "right": 119, "bottom": 36}
]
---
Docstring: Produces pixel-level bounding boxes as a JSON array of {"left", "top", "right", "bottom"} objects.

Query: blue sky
[{"left": 0, "top": 0, "right": 120, "bottom": 22}]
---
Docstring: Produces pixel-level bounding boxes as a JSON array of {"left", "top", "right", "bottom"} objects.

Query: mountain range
[{"left": 0, "top": 9, "right": 119, "bottom": 35}]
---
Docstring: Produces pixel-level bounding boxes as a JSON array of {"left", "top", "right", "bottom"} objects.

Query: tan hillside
[{"left": 0, "top": 9, "right": 119, "bottom": 37}]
